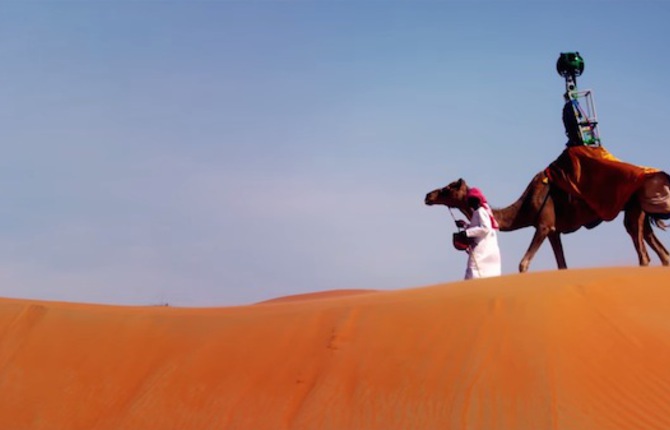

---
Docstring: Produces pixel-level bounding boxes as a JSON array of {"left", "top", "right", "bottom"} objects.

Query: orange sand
[{"left": 2, "top": 267, "right": 670, "bottom": 430}]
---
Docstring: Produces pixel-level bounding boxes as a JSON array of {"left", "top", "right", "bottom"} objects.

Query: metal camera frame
[{"left": 557, "top": 52, "right": 601, "bottom": 147}]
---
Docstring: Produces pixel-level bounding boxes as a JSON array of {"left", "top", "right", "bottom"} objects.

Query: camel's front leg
[
  {"left": 548, "top": 231, "right": 567, "bottom": 269},
  {"left": 519, "top": 225, "right": 553, "bottom": 272},
  {"left": 624, "top": 204, "right": 650, "bottom": 266}
]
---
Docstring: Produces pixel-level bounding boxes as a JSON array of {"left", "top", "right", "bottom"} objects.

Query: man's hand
[{"left": 455, "top": 219, "right": 467, "bottom": 229}]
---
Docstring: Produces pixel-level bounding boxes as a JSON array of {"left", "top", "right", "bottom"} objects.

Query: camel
[{"left": 424, "top": 172, "right": 670, "bottom": 272}]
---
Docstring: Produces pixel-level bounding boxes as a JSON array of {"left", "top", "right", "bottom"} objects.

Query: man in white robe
[{"left": 457, "top": 188, "right": 501, "bottom": 280}]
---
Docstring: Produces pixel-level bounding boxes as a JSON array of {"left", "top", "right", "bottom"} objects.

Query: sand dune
[
  {"left": 2, "top": 266, "right": 670, "bottom": 430},
  {"left": 256, "top": 289, "right": 378, "bottom": 304}
]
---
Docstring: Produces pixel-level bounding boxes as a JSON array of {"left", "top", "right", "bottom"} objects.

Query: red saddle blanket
[{"left": 545, "top": 146, "right": 668, "bottom": 221}]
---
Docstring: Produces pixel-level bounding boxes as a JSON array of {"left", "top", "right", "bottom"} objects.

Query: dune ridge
[{"left": 1, "top": 267, "right": 670, "bottom": 430}]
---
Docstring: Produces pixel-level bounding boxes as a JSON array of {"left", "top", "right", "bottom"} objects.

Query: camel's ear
[{"left": 456, "top": 178, "right": 464, "bottom": 188}]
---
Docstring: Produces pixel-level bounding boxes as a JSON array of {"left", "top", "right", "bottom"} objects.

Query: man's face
[{"left": 467, "top": 197, "right": 481, "bottom": 210}]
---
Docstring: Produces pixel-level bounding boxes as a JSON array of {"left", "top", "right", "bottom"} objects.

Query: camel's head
[{"left": 424, "top": 178, "right": 469, "bottom": 209}]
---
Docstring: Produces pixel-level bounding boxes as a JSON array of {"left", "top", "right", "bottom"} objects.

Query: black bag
[{"left": 452, "top": 231, "right": 473, "bottom": 251}]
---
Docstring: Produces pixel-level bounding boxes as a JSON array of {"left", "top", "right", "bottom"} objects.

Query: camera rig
[{"left": 557, "top": 52, "right": 601, "bottom": 146}]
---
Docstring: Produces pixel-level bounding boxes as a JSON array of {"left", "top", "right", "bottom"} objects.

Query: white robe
[{"left": 463, "top": 206, "right": 501, "bottom": 279}]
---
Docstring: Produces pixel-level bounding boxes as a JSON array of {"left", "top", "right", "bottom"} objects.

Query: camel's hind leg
[
  {"left": 624, "top": 204, "right": 650, "bottom": 266},
  {"left": 519, "top": 225, "right": 553, "bottom": 272},
  {"left": 643, "top": 216, "right": 670, "bottom": 266}
]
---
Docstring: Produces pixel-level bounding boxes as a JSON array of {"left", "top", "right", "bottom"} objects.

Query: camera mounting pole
[{"left": 557, "top": 52, "right": 601, "bottom": 146}]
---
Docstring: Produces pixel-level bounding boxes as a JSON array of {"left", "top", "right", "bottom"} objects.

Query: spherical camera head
[{"left": 557, "top": 52, "right": 585, "bottom": 79}]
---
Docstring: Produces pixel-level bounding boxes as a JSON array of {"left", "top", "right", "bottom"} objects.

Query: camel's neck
[
  {"left": 460, "top": 203, "right": 522, "bottom": 231},
  {"left": 486, "top": 179, "right": 543, "bottom": 232},
  {"left": 491, "top": 202, "right": 525, "bottom": 232},
  {"left": 454, "top": 178, "right": 543, "bottom": 231}
]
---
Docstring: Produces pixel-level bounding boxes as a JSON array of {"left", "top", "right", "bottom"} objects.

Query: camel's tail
[{"left": 649, "top": 214, "right": 669, "bottom": 231}]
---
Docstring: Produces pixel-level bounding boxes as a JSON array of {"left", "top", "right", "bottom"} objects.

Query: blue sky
[{"left": 0, "top": 1, "right": 668, "bottom": 306}]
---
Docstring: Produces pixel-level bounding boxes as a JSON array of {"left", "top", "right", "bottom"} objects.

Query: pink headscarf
[{"left": 467, "top": 188, "right": 499, "bottom": 230}]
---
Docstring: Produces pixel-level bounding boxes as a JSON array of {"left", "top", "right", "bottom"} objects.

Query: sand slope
[{"left": 1, "top": 267, "right": 670, "bottom": 430}]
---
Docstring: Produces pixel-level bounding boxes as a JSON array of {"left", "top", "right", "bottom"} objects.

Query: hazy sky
[{"left": 0, "top": 1, "right": 668, "bottom": 306}]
